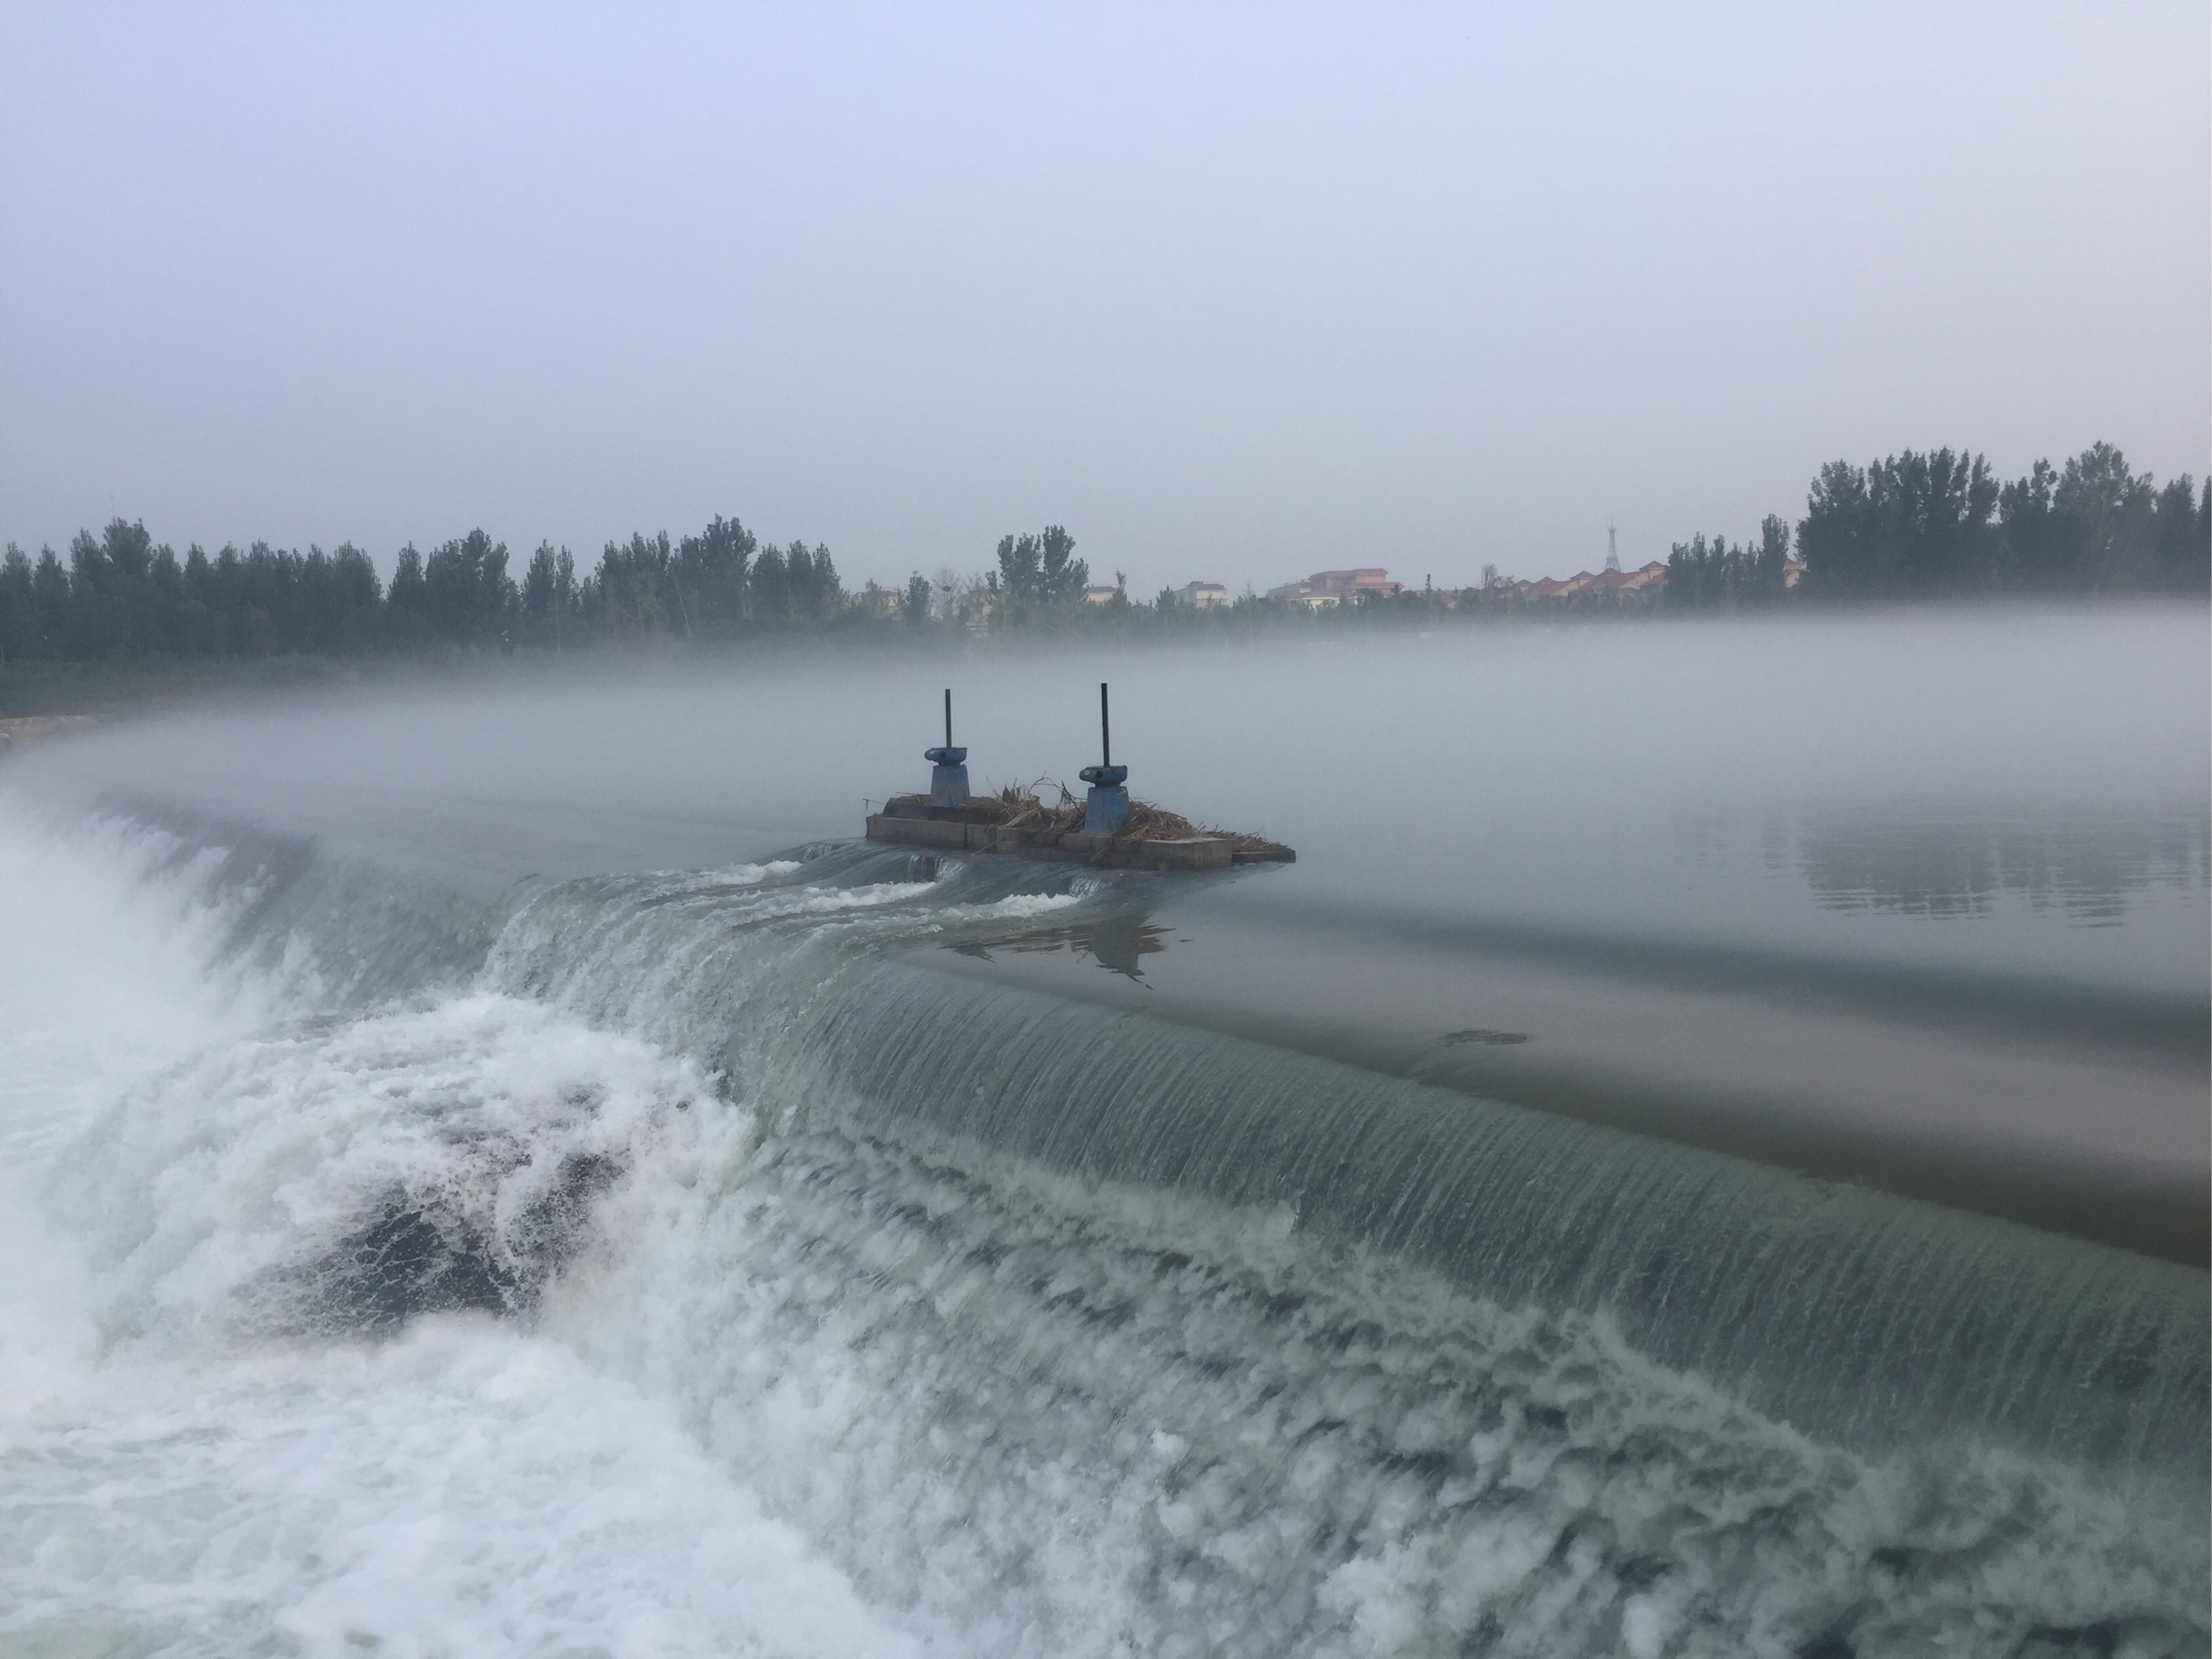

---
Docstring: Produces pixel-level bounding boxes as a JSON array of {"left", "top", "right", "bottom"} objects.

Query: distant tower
[{"left": 1606, "top": 519, "right": 1621, "bottom": 572}]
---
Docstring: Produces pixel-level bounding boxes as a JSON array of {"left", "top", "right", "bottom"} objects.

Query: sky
[{"left": 2, "top": 2, "right": 2205, "bottom": 591}]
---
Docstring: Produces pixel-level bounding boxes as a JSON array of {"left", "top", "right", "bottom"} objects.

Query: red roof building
[{"left": 1267, "top": 568, "right": 1403, "bottom": 606}]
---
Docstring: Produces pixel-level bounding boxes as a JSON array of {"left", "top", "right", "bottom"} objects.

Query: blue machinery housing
[
  {"left": 924, "top": 688, "right": 969, "bottom": 808},
  {"left": 865, "top": 683, "right": 1293, "bottom": 871},
  {"left": 1079, "top": 682, "right": 1130, "bottom": 835}
]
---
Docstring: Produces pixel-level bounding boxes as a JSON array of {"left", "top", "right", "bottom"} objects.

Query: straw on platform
[{"left": 884, "top": 783, "right": 1278, "bottom": 849}]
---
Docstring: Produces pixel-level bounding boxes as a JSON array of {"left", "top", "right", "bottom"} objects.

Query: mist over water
[
  {"left": 1, "top": 607, "right": 2205, "bottom": 1656},
  {"left": 27, "top": 605, "right": 2205, "bottom": 988}
]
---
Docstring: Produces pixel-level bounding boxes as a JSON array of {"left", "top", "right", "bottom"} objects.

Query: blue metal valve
[
  {"left": 1080, "top": 684, "right": 1130, "bottom": 833},
  {"left": 926, "top": 689, "right": 969, "bottom": 806}
]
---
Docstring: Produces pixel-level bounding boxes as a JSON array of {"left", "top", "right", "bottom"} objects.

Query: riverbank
[{"left": 0, "top": 653, "right": 437, "bottom": 719}]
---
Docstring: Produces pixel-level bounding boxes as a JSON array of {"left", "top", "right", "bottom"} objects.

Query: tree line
[
  {"left": 0, "top": 517, "right": 869, "bottom": 664},
  {"left": 1662, "top": 441, "right": 2207, "bottom": 610},
  {"left": 0, "top": 511, "right": 1140, "bottom": 666},
  {"left": 3, "top": 441, "right": 2205, "bottom": 666}
]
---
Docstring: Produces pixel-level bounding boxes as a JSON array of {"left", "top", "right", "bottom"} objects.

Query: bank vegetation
[{"left": 2, "top": 441, "right": 2202, "bottom": 715}]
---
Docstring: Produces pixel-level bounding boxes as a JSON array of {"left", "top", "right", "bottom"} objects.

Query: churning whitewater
[{"left": 0, "top": 793, "right": 2203, "bottom": 1658}]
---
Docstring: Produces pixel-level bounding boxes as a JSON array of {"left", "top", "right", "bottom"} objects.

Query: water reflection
[
  {"left": 1795, "top": 815, "right": 2210, "bottom": 923},
  {"left": 950, "top": 913, "right": 1178, "bottom": 980}
]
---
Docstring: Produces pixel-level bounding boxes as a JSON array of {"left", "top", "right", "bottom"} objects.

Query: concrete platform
[
  {"left": 867, "top": 797, "right": 1296, "bottom": 870},
  {"left": 866, "top": 808, "right": 1244, "bottom": 870}
]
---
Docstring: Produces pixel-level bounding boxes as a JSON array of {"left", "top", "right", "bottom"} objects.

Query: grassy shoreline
[{"left": 0, "top": 648, "right": 599, "bottom": 720}]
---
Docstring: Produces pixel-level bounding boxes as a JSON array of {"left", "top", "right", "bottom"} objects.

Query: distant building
[
  {"left": 1309, "top": 569, "right": 1400, "bottom": 601},
  {"left": 1594, "top": 560, "right": 1666, "bottom": 594},
  {"left": 1508, "top": 561, "right": 1665, "bottom": 601},
  {"left": 1084, "top": 583, "right": 1121, "bottom": 605},
  {"left": 1173, "top": 581, "right": 1230, "bottom": 610},
  {"left": 1266, "top": 568, "right": 1401, "bottom": 608},
  {"left": 1784, "top": 557, "right": 1804, "bottom": 588}
]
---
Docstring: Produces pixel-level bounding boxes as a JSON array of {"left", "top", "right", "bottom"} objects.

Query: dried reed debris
[{"left": 883, "top": 781, "right": 1280, "bottom": 850}]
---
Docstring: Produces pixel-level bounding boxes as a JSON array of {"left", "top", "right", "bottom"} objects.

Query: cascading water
[{"left": 0, "top": 786, "right": 2202, "bottom": 1659}]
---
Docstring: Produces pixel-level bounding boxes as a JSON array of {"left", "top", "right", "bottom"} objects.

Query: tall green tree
[
  {"left": 1038, "top": 524, "right": 1087, "bottom": 601},
  {"left": 992, "top": 523, "right": 1087, "bottom": 612},
  {"left": 0, "top": 545, "right": 46, "bottom": 662},
  {"left": 783, "top": 542, "right": 843, "bottom": 617},
  {"left": 1996, "top": 460, "right": 2074, "bottom": 591},
  {"left": 2153, "top": 476, "right": 2211, "bottom": 595},
  {"left": 2053, "top": 442, "right": 2156, "bottom": 593},
  {"left": 386, "top": 545, "right": 429, "bottom": 645},
  {"left": 421, "top": 530, "right": 515, "bottom": 644},
  {"left": 673, "top": 515, "right": 754, "bottom": 630},
  {"left": 1665, "top": 533, "right": 1738, "bottom": 608},
  {"left": 749, "top": 542, "right": 789, "bottom": 618},
  {"left": 522, "top": 542, "right": 581, "bottom": 645},
  {"left": 588, "top": 533, "right": 675, "bottom": 635},
  {"left": 994, "top": 533, "right": 1040, "bottom": 602},
  {"left": 1798, "top": 449, "right": 1997, "bottom": 599},
  {"left": 1749, "top": 515, "right": 1791, "bottom": 601}
]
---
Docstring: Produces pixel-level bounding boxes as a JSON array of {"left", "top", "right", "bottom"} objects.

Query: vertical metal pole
[
  {"left": 944, "top": 688, "right": 952, "bottom": 751},
  {"left": 1100, "top": 682, "right": 1111, "bottom": 767}
]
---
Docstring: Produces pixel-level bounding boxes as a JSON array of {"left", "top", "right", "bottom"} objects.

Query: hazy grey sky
[{"left": 2, "top": 2, "right": 2205, "bottom": 590}]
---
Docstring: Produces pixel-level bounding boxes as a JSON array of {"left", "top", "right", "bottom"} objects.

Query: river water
[{"left": 0, "top": 606, "right": 2204, "bottom": 1657}]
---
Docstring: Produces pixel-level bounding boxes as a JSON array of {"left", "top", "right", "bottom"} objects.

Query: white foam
[
  {"left": 0, "top": 800, "right": 267, "bottom": 1148},
  {"left": 720, "top": 859, "right": 807, "bottom": 883},
  {"left": 1, "top": 1320, "right": 915, "bottom": 1658},
  {"left": 0, "top": 801, "right": 916, "bottom": 1657}
]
